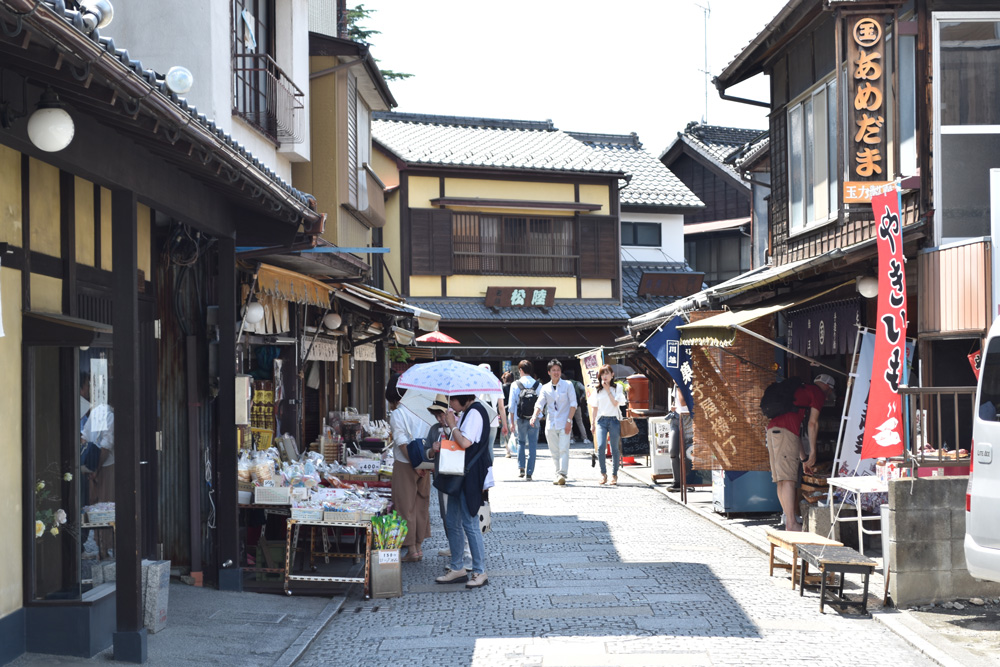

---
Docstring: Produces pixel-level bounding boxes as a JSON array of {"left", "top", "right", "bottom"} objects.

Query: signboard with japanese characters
[
  {"left": 485, "top": 286, "right": 555, "bottom": 308},
  {"left": 861, "top": 187, "right": 907, "bottom": 460},
  {"left": 843, "top": 15, "right": 888, "bottom": 204}
]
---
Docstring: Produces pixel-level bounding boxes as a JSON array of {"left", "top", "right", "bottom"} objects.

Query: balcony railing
[
  {"left": 899, "top": 386, "right": 976, "bottom": 467},
  {"left": 232, "top": 53, "right": 304, "bottom": 144}
]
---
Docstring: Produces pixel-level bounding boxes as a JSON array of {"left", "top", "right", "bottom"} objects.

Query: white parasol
[{"left": 397, "top": 360, "right": 503, "bottom": 396}]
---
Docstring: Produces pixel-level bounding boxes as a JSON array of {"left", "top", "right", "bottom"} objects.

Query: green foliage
[
  {"left": 345, "top": 3, "right": 414, "bottom": 82},
  {"left": 388, "top": 347, "right": 411, "bottom": 363}
]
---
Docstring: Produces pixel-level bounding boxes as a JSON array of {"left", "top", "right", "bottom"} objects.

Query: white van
[{"left": 966, "top": 316, "right": 1000, "bottom": 582}]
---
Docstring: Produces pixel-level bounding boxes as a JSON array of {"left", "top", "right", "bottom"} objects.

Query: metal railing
[
  {"left": 232, "top": 53, "right": 304, "bottom": 144},
  {"left": 900, "top": 386, "right": 976, "bottom": 467}
]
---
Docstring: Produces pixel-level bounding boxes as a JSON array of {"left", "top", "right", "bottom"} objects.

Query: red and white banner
[{"left": 861, "top": 188, "right": 907, "bottom": 460}]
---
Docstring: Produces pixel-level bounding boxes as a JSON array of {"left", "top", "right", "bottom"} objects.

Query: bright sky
[{"left": 363, "top": 0, "right": 788, "bottom": 156}]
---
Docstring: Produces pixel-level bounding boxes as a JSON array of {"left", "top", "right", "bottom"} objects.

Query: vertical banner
[
  {"left": 578, "top": 348, "right": 604, "bottom": 410},
  {"left": 644, "top": 317, "right": 694, "bottom": 413},
  {"left": 861, "top": 188, "right": 907, "bottom": 459}
]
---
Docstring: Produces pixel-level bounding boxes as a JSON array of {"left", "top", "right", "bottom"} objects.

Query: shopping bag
[
  {"left": 508, "top": 434, "right": 519, "bottom": 455},
  {"left": 483, "top": 466, "right": 495, "bottom": 490},
  {"left": 438, "top": 439, "right": 466, "bottom": 476},
  {"left": 478, "top": 501, "right": 492, "bottom": 534}
]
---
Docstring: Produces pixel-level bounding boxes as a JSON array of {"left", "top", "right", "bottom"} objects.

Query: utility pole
[{"left": 695, "top": 1, "right": 711, "bottom": 124}]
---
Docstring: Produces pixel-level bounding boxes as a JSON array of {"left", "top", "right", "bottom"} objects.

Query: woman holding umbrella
[{"left": 386, "top": 380, "right": 432, "bottom": 562}]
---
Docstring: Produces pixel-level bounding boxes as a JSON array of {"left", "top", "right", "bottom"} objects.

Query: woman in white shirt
[
  {"left": 387, "top": 384, "right": 432, "bottom": 561},
  {"left": 589, "top": 364, "right": 625, "bottom": 485}
]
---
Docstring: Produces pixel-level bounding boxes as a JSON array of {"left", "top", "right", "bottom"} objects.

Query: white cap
[{"left": 814, "top": 373, "right": 835, "bottom": 390}]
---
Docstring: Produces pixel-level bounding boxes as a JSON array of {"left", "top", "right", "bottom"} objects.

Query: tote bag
[{"left": 438, "top": 439, "right": 466, "bottom": 476}]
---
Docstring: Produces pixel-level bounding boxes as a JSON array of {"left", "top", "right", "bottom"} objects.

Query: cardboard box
[{"left": 370, "top": 549, "right": 402, "bottom": 598}]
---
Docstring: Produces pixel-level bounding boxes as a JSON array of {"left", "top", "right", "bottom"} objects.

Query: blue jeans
[
  {"left": 446, "top": 493, "right": 486, "bottom": 575},
  {"left": 596, "top": 416, "right": 621, "bottom": 476},
  {"left": 516, "top": 417, "right": 539, "bottom": 476}
]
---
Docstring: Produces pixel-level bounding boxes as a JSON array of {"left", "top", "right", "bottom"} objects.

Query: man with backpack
[
  {"left": 509, "top": 360, "right": 542, "bottom": 480},
  {"left": 761, "top": 373, "right": 836, "bottom": 531}
]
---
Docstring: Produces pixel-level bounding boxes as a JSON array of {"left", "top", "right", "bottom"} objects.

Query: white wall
[
  {"left": 619, "top": 211, "right": 686, "bottom": 264},
  {"left": 108, "top": 0, "right": 310, "bottom": 179}
]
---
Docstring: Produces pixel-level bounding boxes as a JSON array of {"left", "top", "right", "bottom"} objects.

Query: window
[
  {"left": 621, "top": 221, "right": 661, "bottom": 247},
  {"left": 232, "top": 0, "right": 304, "bottom": 143},
  {"left": 933, "top": 13, "right": 1000, "bottom": 241},
  {"left": 348, "top": 73, "right": 371, "bottom": 211},
  {"left": 452, "top": 213, "right": 575, "bottom": 276},
  {"left": 788, "top": 76, "right": 838, "bottom": 233},
  {"left": 685, "top": 236, "right": 748, "bottom": 286}
]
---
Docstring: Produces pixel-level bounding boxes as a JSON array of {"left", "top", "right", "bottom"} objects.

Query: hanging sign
[
  {"left": 861, "top": 187, "right": 907, "bottom": 460},
  {"left": 842, "top": 15, "right": 888, "bottom": 203},
  {"left": 578, "top": 347, "right": 604, "bottom": 410},
  {"left": 644, "top": 317, "right": 695, "bottom": 414},
  {"left": 970, "top": 349, "right": 982, "bottom": 380}
]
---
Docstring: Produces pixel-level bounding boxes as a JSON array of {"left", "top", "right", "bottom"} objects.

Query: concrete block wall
[{"left": 887, "top": 477, "right": 1000, "bottom": 606}]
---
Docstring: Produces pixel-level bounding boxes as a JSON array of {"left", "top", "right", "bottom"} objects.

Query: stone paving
[{"left": 296, "top": 443, "right": 936, "bottom": 667}]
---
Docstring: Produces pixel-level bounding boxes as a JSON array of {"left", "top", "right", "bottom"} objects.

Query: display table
[
  {"left": 797, "top": 543, "right": 877, "bottom": 615},
  {"left": 283, "top": 518, "right": 372, "bottom": 598},
  {"left": 827, "top": 475, "right": 888, "bottom": 555}
]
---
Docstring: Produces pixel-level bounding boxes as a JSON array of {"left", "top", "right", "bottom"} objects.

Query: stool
[
  {"left": 797, "top": 543, "right": 877, "bottom": 615},
  {"left": 764, "top": 527, "right": 842, "bottom": 590}
]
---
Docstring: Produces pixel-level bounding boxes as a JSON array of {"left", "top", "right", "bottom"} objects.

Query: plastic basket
[
  {"left": 87, "top": 510, "right": 115, "bottom": 524},
  {"left": 290, "top": 507, "right": 324, "bottom": 521},
  {"left": 323, "top": 510, "right": 361, "bottom": 523},
  {"left": 254, "top": 487, "right": 291, "bottom": 505}
]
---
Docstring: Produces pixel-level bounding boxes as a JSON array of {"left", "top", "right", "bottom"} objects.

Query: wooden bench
[
  {"left": 764, "top": 527, "right": 842, "bottom": 589},
  {"left": 797, "top": 543, "right": 878, "bottom": 616}
]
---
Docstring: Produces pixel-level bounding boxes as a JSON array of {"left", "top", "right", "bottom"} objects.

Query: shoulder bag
[{"left": 618, "top": 387, "right": 639, "bottom": 439}]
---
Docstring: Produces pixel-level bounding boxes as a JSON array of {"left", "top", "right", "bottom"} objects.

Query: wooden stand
[
  {"left": 797, "top": 543, "right": 877, "bottom": 615},
  {"left": 765, "top": 527, "right": 842, "bottom": 590}
]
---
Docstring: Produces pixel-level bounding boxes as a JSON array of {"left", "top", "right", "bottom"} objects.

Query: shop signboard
[
  {"left": 577, "top": 348, "right": 604, "bottom": 408},
  {"left": 485, "top": 286, "right": 556, "bottom": 308},
  {"left": 842, "top": 15, "right": 889, "bottom": 203},
  {"left": 861, "top": 187, "right": 907, "bottom": 460},
  {"left": 644, "top": 317, "right": 695, "bottom": 413}
]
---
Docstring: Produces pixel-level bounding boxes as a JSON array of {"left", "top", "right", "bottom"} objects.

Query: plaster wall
[
  {"left": 445, "top": 275, "right": 577, "bottom": 298},
  {"left": 0, "top": 262, "right": 23, "bottom": 619},
  {"left": 29, "top": 159, "right": 60, "bottom": 257},
  {"left": 408, "top": 275, "right": 441, "bottom": 297},
  {"left": 620, "top": 211, "right": 686, "bottom": 264},
  {"left": 581, "top": 279, "right": 612, "bottom": 299},
  {"left": 0, "top": 145, "right": 20, "bottom": 245},
  {"left": 74, "top": 178, "right": 95, "bottom": 268}
]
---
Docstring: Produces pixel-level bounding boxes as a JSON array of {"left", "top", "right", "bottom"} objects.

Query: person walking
[
  {"left": 432, "top": 394, "right": 491, "bottom": 588},
  {"left": 386, "top": 382, "right": 432, "bottom": 562},
  {"left": 501, "top": 371, "right": 515, "bottom": 457},
  {"left": 669, "top": 383, "right": 693, "bottom": 492},
  {"left": 509, "top": 360, "right": 541, "bottom": 480},
  {"left": 530, "top": 359, "right": 577, "bottom": 485},
  {"left": 589, "top": 364, "right": 625, "bottom": 486}
]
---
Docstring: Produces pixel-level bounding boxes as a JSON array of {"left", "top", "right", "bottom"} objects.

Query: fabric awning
[
  {"left": 256, "top": 263, "right": 333, "bottom": 308},
  {"left": 677, "top": 283, "right": 848, "bottom": 346}
]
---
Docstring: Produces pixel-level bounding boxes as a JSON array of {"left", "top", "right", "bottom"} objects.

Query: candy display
[{"left": 371, "top": 511, "right": 408, "bottom": 550}]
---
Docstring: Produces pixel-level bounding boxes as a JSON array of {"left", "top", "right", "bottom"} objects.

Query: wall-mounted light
[
  {"left": 244, "top": 301, "right": 265, "bottom": 325},
  {"left": 856, "top": 275, "right": 879, "bottom": 299},
  {"left": 323, "top": 312, "right": 342, "bottom": 330},
  {"left": 27, "top": 88, "right": 74, "bottom": 152},
  {"left": 79, "top": 0, "right": 115, "bottom": 33},
  {"left": 165, "top": 66, "right": 193, "bottom": 95}
]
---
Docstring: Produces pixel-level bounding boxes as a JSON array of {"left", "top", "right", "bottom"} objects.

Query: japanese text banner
[{"left": 861, "top": 188, "right": 907, "bottom": 460}]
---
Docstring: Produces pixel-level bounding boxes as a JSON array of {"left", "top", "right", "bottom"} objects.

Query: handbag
[
  {"left": 438, "top": 439, "right": 465, "bottom": 476},
  {"left": 433, "top": 443, "right": 489, "bottom": 496},
  {"left": 620, "top": 417, "right": 639, "bottom": 439},
  {"left": 478, "top": 501, "right": 492, "bottom": 534}
]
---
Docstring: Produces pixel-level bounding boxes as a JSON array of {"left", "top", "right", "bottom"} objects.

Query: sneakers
[
  {"left": 526, "top": 475, "right": 532, "bottom": 481},
  {"left": 435, "top": 567, "right": 468, "bottom": 584},
  {"left": 438, "top": 548, "right": 451, "bottom": 557},
  {"left": 519, "top": 469, "right": 525, "bottom": 478},
  {"left": 554, "top": 476, "right": 566, "bottom": 485},
  {"left": 466, "top": 572, "right": 489, "bottom": 588}
]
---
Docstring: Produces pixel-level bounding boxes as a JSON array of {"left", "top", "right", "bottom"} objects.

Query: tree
[{"left": 344, "top": 4, "right": 413, "bottom": 82}]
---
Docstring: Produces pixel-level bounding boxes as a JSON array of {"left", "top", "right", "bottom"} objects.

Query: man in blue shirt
[{"left": 530, "top": 359, "right": 577, "bottom": 485}]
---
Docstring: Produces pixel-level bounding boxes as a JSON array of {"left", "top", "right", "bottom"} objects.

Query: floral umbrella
[{"left": 397, "top": 359, "right": 502, "bottom": 397}]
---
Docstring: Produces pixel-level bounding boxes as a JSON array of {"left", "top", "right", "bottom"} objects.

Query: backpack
[
  {"left": 759, "top": 377, "right": 804, "bottom": 419},
  {"left": 516, "top": 379, "right": 541, "bottom": 419}
]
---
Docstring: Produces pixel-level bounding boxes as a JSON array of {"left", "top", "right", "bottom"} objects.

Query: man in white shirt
[{"left": 530, "top": 359, "right": 577, "bottom": 485}]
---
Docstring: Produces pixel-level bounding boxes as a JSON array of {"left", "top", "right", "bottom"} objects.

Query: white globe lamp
[
  {"left": 244, "top": 301, "right": 265, "bottom": 324},
  {"left": 27, "top": 90, "right": 74, "bottom": 153}
]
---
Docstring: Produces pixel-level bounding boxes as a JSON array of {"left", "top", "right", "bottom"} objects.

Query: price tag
[{"left": 378, "top": 550, "right": 399, "bottom": 564}]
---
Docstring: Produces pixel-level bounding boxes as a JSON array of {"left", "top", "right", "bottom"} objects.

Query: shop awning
[
  {"left": 683, "top": 217, "right": 751, "bottom": 236},
  {"left": 256, "top": 263, "right": 333, "bottom": 308},
  {"left": 677, "top": 283, "right": 849, "bottom": 347},
  {"left": 333, "top": 283, "right": 437, "bottom": 324},
  {"left": 426, "top": 326, "right": 623, "bottom": 359}
]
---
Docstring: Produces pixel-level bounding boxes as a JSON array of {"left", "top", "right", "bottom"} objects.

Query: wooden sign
[
  {"left": 843, "top": 180, "right": 895, "bottom": 204},
  {"left": 850, "top": 16, "right": 887, "bottom": 182},
  {"left": 485, "top": 286, "right": 556, "bottom": 308}
]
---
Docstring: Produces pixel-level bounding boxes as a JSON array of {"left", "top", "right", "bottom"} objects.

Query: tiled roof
[
  {"left": 662, "top": 122, "right": 765, "bottom": 184},
  {"left": 620, "top": 262, "right": 704, "bottom": 317},
  {"left": 732, "top": 134, "right": 770, "bottom": 171},
  {"left": 567, "top": 132, "right": 703, "bottom": 209},
  {"left": 404, "top": 298, "right": 630, "bottom": 323},
  {"left": 372, "top": 112, "right": 625, "bottom": 176},
  {"left": 25, "top": 0, "right": 317, "bottom": 218}
]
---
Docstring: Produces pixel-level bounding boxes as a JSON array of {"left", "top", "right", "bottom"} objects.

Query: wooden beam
[
  {"left": 429, "top": 196, "right": 603, "bottom": 212},
  {"left": 216, "top": 237, "right": 241, "bottom": 591},
  {"left": 111, "top": 188, "right": 147, "bottom": 661}
]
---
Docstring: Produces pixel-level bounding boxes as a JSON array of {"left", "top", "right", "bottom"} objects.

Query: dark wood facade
[{"left": 667, "top": 152, "right": 750, "bottom": 224}]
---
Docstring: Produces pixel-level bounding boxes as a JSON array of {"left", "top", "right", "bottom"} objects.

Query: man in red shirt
[{"left": 766, "top": 374, "right": 836, "bottom": 531}]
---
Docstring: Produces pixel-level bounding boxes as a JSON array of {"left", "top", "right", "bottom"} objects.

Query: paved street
[{"left": 297, "top": 443, "right": 935, "bottom": 666}]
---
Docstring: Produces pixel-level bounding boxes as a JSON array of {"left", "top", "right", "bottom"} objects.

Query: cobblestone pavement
[{"left": 296, "top": 443, "right": 936, "bottom": 667}]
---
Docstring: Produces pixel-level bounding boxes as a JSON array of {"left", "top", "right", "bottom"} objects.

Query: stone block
[
  {"left": 800, "top": 501, "right": 840, "bottom": 542},
  {"left": 891, "top": 509, "right": 950, "bottom": 543},
  {"left": 889, "top": 538, "right": 951, "bottom": 573},
  {"left": 951, "top": 509, "right": 968, "bottom": 539},
  {"left": 102, "top": 561, "right": 116, "bottom": 583},
  {"left": 889, "top": 477, "right": 966, "bottom": 511},
  {"left": 951, "top": 538, "right": 968, "bottom": 571},
  {"left": 891, "top": 570, "right": 951, "bottom": 606}
]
